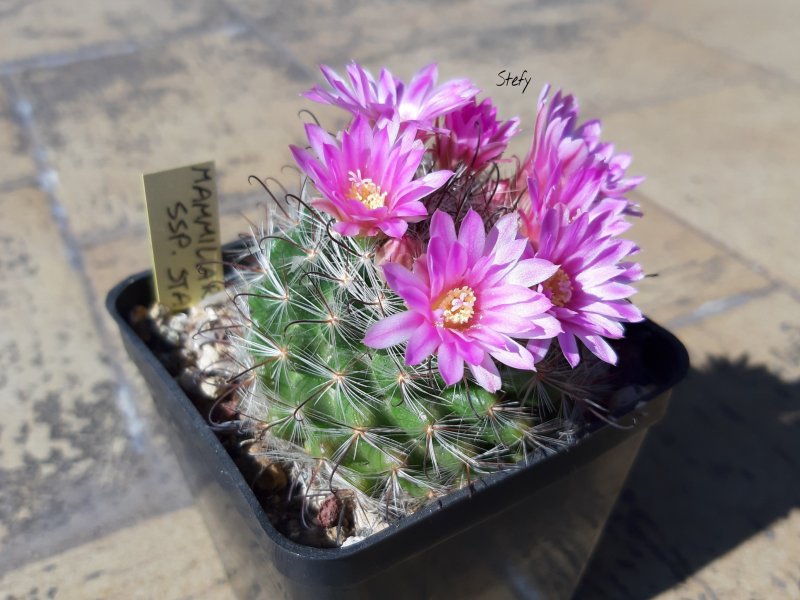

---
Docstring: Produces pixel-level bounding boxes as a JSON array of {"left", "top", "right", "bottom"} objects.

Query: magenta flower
[
  {"left": 303, "top": 62, "right": 479, "bottom": 130},
  {"left": 364, "top": 210, "right": 560, "bottom": 392},
  {"left": 290, "top": 115, "right": 452, "bottom": 238},
  {"left": 526, "top": 202, "right": 643, "bottom": 368},
  {"left": 433, "top": 98, "right": 520, "bottom": 172},
  {"left": 515, "top": 85, "right": 642, "bottom": 244}
]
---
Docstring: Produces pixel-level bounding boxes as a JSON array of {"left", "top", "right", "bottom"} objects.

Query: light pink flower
[
  {"left": 303, "top": 62, "right": 397, "bottom": 123},
  {"left": 303, "top": 62, "right": 479, "bottom": 130}
]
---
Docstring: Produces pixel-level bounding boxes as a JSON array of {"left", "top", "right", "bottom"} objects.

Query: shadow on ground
[{"left": 576, "top": 356, "right": 800, "bottom": 599}]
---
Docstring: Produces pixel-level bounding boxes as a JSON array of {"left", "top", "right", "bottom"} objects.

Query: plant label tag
[{"left": 142, "top": 161, "right": 224, "bottom": 311}]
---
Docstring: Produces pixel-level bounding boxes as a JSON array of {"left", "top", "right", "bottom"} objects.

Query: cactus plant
[{"left": 226, "top": 62, "right": 645, "bottom": 532}]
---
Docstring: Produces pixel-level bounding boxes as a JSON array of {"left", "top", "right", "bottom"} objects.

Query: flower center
[
  {"left": 542, "top": 269, "right": 573, "bottom": 307},
  {"left": 435, "top": 285, "right": 477, "bottom": 327},
  {"left": 347, "top": 170, "right": 386, "bottom": 210}
]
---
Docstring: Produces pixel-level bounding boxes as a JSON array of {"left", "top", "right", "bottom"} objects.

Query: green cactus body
[{"left": 234, "top": 203, "right": 565, "bottom": 511}]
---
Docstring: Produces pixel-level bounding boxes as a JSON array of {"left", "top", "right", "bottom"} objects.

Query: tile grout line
[
  {"left": 646, "top": 20, "right": 800, "bottom": 92},
  {"left": 4, "top": 75, "right": 146, "bottom": 450},
  {"left": 0, "top": 40, "right": 141, "bottom": 78},
  {"left": 665, "top": 284, "right": 780, "bottom": 331},
  {"left": 0, "top": 21, "right": 249, "bottom": 78},
  {"left": 216, "top": 0, "right": 317, "bottom": 80},
  {"left": 619, "top": 0, "right": 800, "bottom": 91},
  {"left": 633, "top": 192, "right": 800, "bottom": 306},
  {"left": 589, "top": 80, "right": 741, "bottom": 121},
  {"left": 597, "top": 49, "right": 800, "bottom": 120}
]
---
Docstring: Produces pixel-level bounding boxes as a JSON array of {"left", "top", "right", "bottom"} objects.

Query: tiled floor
[{"left": 0, "top": 0, "right": 798, "bottom": 598}]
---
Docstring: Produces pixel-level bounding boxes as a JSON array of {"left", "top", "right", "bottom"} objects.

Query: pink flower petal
[
  {"left": 394, "top": 170, "right": 452, "bottom": 206},
  {"left": 378, "top": 217, "right": 409, "bottom": 238},
  {"left": 578, "top": 334, "right": 618, "bottom": 365},
  {"left": 333, "top": 221, "right": 362, "bottom": 236},
  {"left": 584, "top": 300, "right": 643, "bottom": 323},
  {"left": 446, "top": 241, "right": 468, "bottom": 281},
  {"left": 488, "top": 337, "right": 535, "bottom": 371},
  {"left": 305, "top": 123, "right": 336, "bottom": 159},
  {"left": 527, "top": 338, "right": 552, "bottom": 363},
  {"left": 527, "top": 314, "right": 562, "bottom": 339},
  {"left": 480, "top": 311, "right": 538, "bottom": 336},
  {"left": 430, "top": 210, "right": 457, "bottom": 243},
  {"left": 506, "top": 258, "right": 559, "bottom": 287},
  {"left": 558, "top": 332, "right": 581, "bottom": 368},
  {"left": 382, "top": 263, "right": 430, "bottom": 313},
  {"left": 450, "top": 332, "right": 484, "bottom": 366},
  {"left": 456, "top": 209, "right": 486, "bottom": 263},
  {"left": 479, "top": 284, "right": 541, "bottom": 309},
  {"left": 382, "top": 262, "right": 426, "bottom": 295},
  {"left": 468, "top": 355, "right": 502, "bottom": 392},
  {"left": 363, "top": 311, "right": 424, "bottom": 348},
  {"left": 583, "top": 281, "right": 637, "bottom": 300},
  {"left": 391, "top": 200, "right": 429, "bottom": 219},
  {"left": 437, "top": 342, "right": 465, "bottom": 385},
  {"left": 405, "top": 324, "right": 441, "bottom": 365},
  {"left": 426, "top": 236, "right": 449, "bottom": 297},
  {"left": 466, "top": 325, "right": 507, "bottom": 349}
]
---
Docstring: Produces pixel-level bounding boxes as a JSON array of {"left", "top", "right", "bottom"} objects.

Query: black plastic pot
[{"left": 107, "top": 263, "right": 688, "bottom": 600}]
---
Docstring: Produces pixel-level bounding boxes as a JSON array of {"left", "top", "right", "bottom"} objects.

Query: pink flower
[
  {"left": 433, "top": 98, "right": 520, "bottom": 172},
  {"left": 392, "top": 64, "right": 479, "bottom": 129},
  {"left": 364, "top": 210, "right": 560, "bottom": 392},
  {"left": 515, "top": 85, "right": 642, "bottom": 244},
  {"left": 303, "top": 62, "right": 479, "bottom": 130},
  {"left": 303, "top": 62, "right": 397, "bottom": 123},
  {"left": 526, "top": 203, "right": 644, "bottom": 368},
  {"left": 375, "top": 236, "right": 424, "bottom": 270},
  {"left": 580, "top": 121, "right": 645, "bottom": 211},
  {"left": 290, "top": 115, "right": 453, "bottom": 238}
]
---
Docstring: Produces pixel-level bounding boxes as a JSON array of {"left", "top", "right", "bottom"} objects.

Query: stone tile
[
  {"left": 85, "top": 202, "right": 271, "bottom": 316},
  {"left": 652, "top": 510, "right": 800, "bottom": 599},
  {"left": 16, "top": 27, "right": 346, "bottom": 245},
  {"left": 232, "top": 0, "right": 628, "bottom": 56},
  {"left": 238, "top": 1, "right": 759, "bottom": 155},
  {"left": 628, "top": 195, "right": 772, "bottom": 325},
  {"left": 0, "top": 186, "right": 191, "bottom": 573},
  {"left": 0, "top": 0, "right": 232, "bottom": 65},
  {"left": 578, "top": 290, "right": 800, "bottom": 598},
  {"left": 0, "top": 81, "right": 35, "bottom": 185},
  {"left": 635, "top": 0, "right": 800, "bottom": 84},
  {"left": 676, "top": 290, "right": 800, "bottom": 380},
  {"left": 0, "top": 506, "right": 235, "bottom": 599},
  {"left": 602, "top": 82, "right": 800, "bottom": 290}
]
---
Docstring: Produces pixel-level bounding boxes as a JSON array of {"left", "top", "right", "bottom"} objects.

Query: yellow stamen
[
  {"left": 435, "top": 285, "right": 477, "bottom": 327},
  {"left": 542, "top": 269, "right": 572, "bottom": 307},
  {"left": 347, "top": 170, "right": 386, "bottom": 209}
]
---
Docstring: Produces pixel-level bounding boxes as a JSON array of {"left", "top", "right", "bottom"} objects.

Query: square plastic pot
[{"left": 107, "top": 258, "right": 688, "bottom": 600}]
